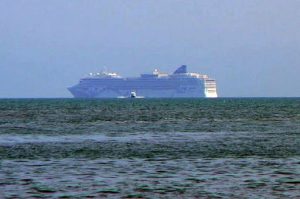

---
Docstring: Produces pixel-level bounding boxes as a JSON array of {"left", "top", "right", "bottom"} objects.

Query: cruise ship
[{"left": 68, "top": 65, "right": 218, "bottom": 98}]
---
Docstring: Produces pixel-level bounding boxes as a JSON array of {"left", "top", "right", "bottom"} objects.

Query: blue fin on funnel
[{"left": 173, "top": 65, "right": 187, "bottom": 74}]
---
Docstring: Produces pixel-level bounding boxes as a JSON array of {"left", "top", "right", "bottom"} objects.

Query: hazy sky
[{"left": 0, "top": 0, "right": 299, "bottom": 98}]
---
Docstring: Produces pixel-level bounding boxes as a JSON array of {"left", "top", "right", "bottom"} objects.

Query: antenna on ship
[{"left": 102, "top": 66, "right": 108, "bottom": 73}]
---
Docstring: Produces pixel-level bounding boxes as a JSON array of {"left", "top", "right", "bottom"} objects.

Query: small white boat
[
  {"left": 130, "top": 91, "right": 144, "bottom": 98},
  {"left": 130, "top": 91, "right": 137, "bottom": 98},
  {"left": 117, "top": 91, "right": 144, "bottom": 99}
]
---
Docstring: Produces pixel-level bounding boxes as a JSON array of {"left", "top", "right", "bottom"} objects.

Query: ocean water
[{"left": 0, "top": 98, "right": 299, "bottom": 198}]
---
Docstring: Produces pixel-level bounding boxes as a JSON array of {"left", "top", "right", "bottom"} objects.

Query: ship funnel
[{"left": 173, "top": 65, "right": 187, "bottom": 74}]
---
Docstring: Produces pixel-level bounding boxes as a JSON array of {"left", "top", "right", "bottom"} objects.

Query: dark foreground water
[{"left": 0, "top": 98, "right": 299, "bottom": 198}]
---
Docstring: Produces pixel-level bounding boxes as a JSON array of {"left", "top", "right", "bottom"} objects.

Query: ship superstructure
[{"left": 68, "top": 65, "right": 218, "bottom": 98}]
